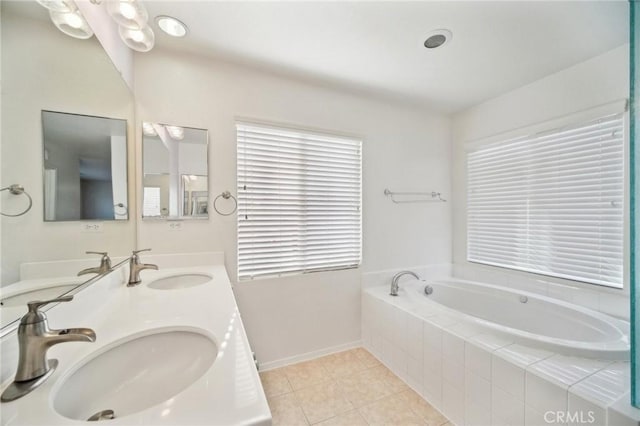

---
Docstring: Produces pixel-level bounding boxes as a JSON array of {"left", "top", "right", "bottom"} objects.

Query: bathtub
[
  {"left": 362, "top": 277, "right": 633, "bottom": 425},
  {"left": 366, "top": 277, "right": 629, "bottom": 360}
]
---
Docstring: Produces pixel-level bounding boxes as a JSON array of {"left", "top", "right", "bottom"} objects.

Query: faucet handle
[
  {"left": 132, "top": 248, "right": 152, "bottom": 255},
  {"left": 27, "top": 295, "right": 73, "bottom": 312},
  {"left": 22, "top": 296, "right": 74, "bottom": 324},
  {"left": 86, "top": 251, "right": 111, "bottom": 267}
]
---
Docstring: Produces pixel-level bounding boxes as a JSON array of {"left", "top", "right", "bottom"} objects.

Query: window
[
  {"left": 467, "top": 112, "right": 624, "bottom": 288},
  {"left": 142, "top": 187, "right": 161, "bottom": 217},
  {"left": 237, "top": 122, "right": 362, "bottom": 280}
]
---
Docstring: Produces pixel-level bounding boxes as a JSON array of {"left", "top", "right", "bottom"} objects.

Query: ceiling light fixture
[
  {"left": 424, "top": 29, "right": 453, "bottom": 50},
  {"left": 156, "top": 16, "right": 188, "bottom": 37},
  {"left": 48, "top": 4, "right": 93, "bottom": 39},
  {"left": 142, "top": 122, "right": 157, "bottom": 136},
  {"left": 165, "top": 125, "right": 185, "bottom": 140},
  {"left": 119, "top": 25, "right": 154, "bottom": 52},
  {"left": 106, "top": 0, "right": 148, "bottom": 29},
  {"left": 36, "top": 0, "right": 155, "bottom": 52},
  {"left": 36, "top": 0, "right": 73, "bottom": 13},
  {"left": 107, "top": 0, "right": 155, "bottom": 52}
]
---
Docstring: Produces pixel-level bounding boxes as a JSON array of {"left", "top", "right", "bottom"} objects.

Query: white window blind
[
  {"left": 467, "top": 112, "right": 624, "bottom": 288},
  {"left": 143, "top": 187, "right": 161, "bottom": 217},
  {"left": 237, "top": 122, "right": 362, "bottom": 280}
]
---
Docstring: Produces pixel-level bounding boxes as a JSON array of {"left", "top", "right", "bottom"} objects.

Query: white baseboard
[{"left": 258, "top": 340, "right": 363, "bottom": 371}]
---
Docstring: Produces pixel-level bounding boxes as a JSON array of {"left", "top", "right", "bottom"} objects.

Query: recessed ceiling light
[
  {"left": 156, "top": 16, "right": 188, "bottom": 37},
  {"left": 424, "top": 29, "right": 452, "bottom": 49}
]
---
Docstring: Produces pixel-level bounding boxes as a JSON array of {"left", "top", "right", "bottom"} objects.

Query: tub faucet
[
  {"left": 390, "top": 271, "right": 421, "bottom": 296},
  {"left": 1, "top": 295, "right": 96, "bottom": 402},
  {"left": 77, "top": 251, "right": 112, "bottom": 276},
  {"left": 127, "top": 248, "right": 158, "bottom": 286}
]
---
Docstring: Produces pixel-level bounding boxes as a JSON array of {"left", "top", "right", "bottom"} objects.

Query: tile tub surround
[
  {"left": 362, "top": 287, "right": 638, "bottom": 426},
  {"left": 452, "top": 263, "right": 630, "bottom": 321},
  {"left": 260, "top": 347, "right": 451, "bottom": 426},
  {"left": 362, "top": 265, "right": 453, "bottom": 290}
]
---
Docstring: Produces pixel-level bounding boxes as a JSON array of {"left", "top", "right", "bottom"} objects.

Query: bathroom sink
[
  {"left": 147, "top": 274, "right": 212, "bottom": 290},
  {"left": 53, "top": 329, "right": 218, "bottom": 421}
]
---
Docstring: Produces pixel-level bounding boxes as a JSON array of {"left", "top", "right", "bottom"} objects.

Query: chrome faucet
[
  {"left": 77, "top": 251, "right": 112, "bottom": 276},
  {"left": 390, "top": 271, "right": 421, "bottom": 296},
  {"left": 127, "top": 249, "right": 158, "bottom": 286},
  {"left": 1, "top": 296, "right": 96, "bottom": 402}
]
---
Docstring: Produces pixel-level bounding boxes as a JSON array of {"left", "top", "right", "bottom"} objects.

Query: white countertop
[
  {"left": 0, "top": 277, "right": 86, "bottom": 330},
  {"left": 0, "top": 261, "right": 271, "bottom": 425}
]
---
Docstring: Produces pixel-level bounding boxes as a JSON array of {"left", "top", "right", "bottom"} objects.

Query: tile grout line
[{"left": 264, "top": 347, "right": 446, "bottom": 426}]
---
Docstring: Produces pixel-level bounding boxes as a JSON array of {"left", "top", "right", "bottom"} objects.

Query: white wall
[
  {"left": 451, "top": 44, "right": 630, "bottom": 318},
  {"left": 143, "top": 139, "right": 170, "bottom": 174},
  {"left": 178, "top": 143, "right": 207, "bottom": 176},
  {"left": 110, "top": 135, "right": 128, "bottom": 219},
  {"left": 134, "top": 49, "right": 452, "bottom": 365},
  {"left": 1, "top": 12, "right": 136, "bottom": 284},
  {"left": 43, "top": 140, "right": 81, "bottom": 220},
  {"left": 75, "top": 0, "right": 134, "bottom": 92}
]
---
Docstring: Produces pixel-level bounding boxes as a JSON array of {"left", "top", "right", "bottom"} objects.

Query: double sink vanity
[
  {"left": 1, "top": 2, "right": 272, "bottom": 424},
  {"left": 0, "top": 253, "right": 271, "bottom": 425},
  {"left": 0, "top": 3, "right": 272, "bottom": 424}
]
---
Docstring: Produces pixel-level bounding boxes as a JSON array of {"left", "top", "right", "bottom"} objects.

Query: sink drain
[{"left": 87, "top": 410, "right": 115, "bottom": 421}]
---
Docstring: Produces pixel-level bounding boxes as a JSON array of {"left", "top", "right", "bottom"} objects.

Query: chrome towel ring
[
  {"left": 213, "top": 191, "right": 237, "bottom": 216},
  {"left": 1, "top": 184, "right": 33, "bottom": 217},
  {"left": 114, "top": 203, "right": 128, "bottom": 216}
]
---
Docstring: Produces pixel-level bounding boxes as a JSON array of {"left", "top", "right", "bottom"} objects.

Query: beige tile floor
[{"left": 260, "top": 347, "right": 451, "bottom": 426}]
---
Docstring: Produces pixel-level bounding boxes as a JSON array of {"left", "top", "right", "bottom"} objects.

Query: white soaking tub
[{"left": 370, "top": 278, "right": 629, "bottom": 360}]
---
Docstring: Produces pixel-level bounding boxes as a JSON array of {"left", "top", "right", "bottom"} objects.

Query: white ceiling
[{"left": 144, "top": 1, "right": 629, "bottom": 113}]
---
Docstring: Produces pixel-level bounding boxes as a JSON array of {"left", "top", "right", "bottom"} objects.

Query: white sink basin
[
  {"left": 147, "top": 274, "right": 211, "bottom": 290},
  {"left": 53, "top": 329, "right": 218, "bottom": 421}
]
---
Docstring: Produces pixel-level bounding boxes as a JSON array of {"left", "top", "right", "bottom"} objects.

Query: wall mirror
[
  {"left": 1, "top": 0, "right": 135, "bottom": 333},
  {"left": 42, "top": 111, "right": 129, "bottom": 221},
  {"left": 631, "top": 0, "right": 639, "bottom": 408},
  {"left": 142, "top": 123, "right": 209, "bottom": 219}
]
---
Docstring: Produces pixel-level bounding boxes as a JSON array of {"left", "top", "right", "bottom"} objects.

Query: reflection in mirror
[
  {"left": 142, "top": 124, "right": 209, "bottom": 219},
  {"left": 0, "top": 257, "right": 128, "bottom": 336},
  {"left": 631, "top": 0, "right": 639, "bottom": 408},
  {"left": 1, "top": 0, "right": 135, "bottom": 333},
  {"left": 0, "top": 281, "right": 81, "bottom": 328},
  {"left": 42, "top": 111, "right": 128, "bottom": 221}
]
